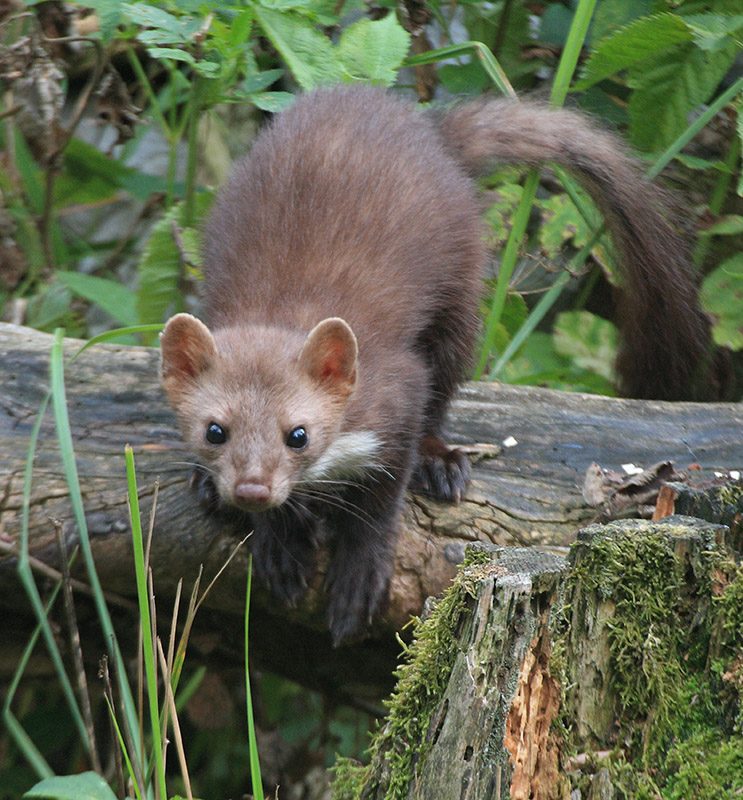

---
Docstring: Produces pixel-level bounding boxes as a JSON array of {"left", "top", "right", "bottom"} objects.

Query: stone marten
[{"left": 160, "top": 85, "right": 723, "bottom": 644}]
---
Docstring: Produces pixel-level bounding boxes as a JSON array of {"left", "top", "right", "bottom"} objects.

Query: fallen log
[{"left": 1, "top": 322, "right": 742, "bottom": 697}]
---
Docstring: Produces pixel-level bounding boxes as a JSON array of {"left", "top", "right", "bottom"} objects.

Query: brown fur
[{"left": 161, "top": 85, "right": 723, "bottom": 644}]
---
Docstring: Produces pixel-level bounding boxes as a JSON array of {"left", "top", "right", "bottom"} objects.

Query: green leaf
[
  {"left": 738, "top": 95, "right": 743, "bottom": 197},
  {"left": 144, "top": 47, "right": 220, "bottom": 76},
  {"left": 124, "top": 3, "right": 178, "bottom": 30},
  {"left": 628, "top": 39, "right": 739, "bottom": 150},
  {"left": 255, "top": 7, "right": 343, "bottom": 90},
  {"left": 250, "top": 91, "right": 295, "bottom": 112},
  {"left": 674, "top": 153, "right": 730, "bottom": 172},
  {"left": 136, "top": 192, "right": 213, "bottom": 338},
  {"left": 576, "top": 13, "right": 692, "bottom": 90},
  {"left": 500, "top": 292, "right": 529, "bottom": 337},
  {"left": 124, "top": 4, "right": 204, "bottom": 43},
  {"left": 228, "top": 7, "right": 254, "bottom": 46},
  {"left": 25, "top": 285, "right": 77, "bottom": 333},
  {"left": 539, "top": 2, "right": 580, "bottom": 48},
  {"left": 482, "top": 182, "right": 524, "bottom": 247},
  {"left": 57, "top": 272, "right": 138, "bottom": 326},
  {"left": 552, "top": 310, "right": 618, "bottom": 381},
  {"left": 24, "top": 772, "right": 118, "bottom": 800},
  {"left": 143, "top": 45, "right": 196, "bottom": 63},
  {"left": 682, "top": 13, "right": 743, "bottom": 51},
  {"left": 81, "top": 0, "right": 125, "bottom": 41},
  {"left": 258, "top": 0, "right": 317, "bottom": 10},
  {"left": 591, "top": 0, "right": 653, "bottom": 44},
  {"left": 700, "top": 253, "right": 743, "bottom": 350},
  {"left": 501, "top": 331, "right": 616, "bottom": 394},
  {"left": 439, "top": 60, "right": 491, "bottom": 95},
  {"left": 241, "top": 68, "right": 284, "bottom": 94},
  {"left": 536, "top": 193, "right": 594, "bottom": 258},
  {"left": 54, "top": 138, "right": 133, "bottom": 208},
  {"left": 336, "top": 15, "right": 410, "bottom": 85}
]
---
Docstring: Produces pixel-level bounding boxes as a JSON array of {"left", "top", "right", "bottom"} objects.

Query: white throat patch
[{"left": 302, "top": 431, "right": 384, "bottom": 484}]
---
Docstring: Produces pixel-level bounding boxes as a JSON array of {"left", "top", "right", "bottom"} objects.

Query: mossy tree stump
[{"left": 333, "top": 515, "right": 743, "bottom": 799}]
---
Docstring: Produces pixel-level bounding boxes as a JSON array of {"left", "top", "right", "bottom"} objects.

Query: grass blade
[
  {"left": 125, "top": 444, "right": 167, "bottom": 800},
  {"left": 245, "top": 555, "right": 264, "bottom": 800},
  {"left": 16, "top": 384, "right": 91, "bottom": 766},
  {"left": 3, "top": 581, "right": 63, "bottom": 781},
  {"left": 404, "top": 41, "right": 516, "bottom": 98},
  {"left": 49, "top": 330, "right": 143, "bottom": 765}
]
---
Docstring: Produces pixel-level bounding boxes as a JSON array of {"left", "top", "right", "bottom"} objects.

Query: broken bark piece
[
  {"left": 584, "top": 460, "right": 683, "bottom": 520},
  {"left": 652, "top": 482, "right": 677, "bottom": 520}
]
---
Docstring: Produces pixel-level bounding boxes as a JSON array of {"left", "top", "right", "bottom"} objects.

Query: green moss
[
  {"left": 716, "top": 483, "right": 743, "bottom": 507},
  {"left": 568, "top": 528, "right": 685, "bottom": 755},
  {"left": 555, "top": 521, "right": 743, "bottom": 797},
  {"left": 331, "top": 564, "right": 473, "bottom": 799},
  {"left": 664, "top": 731, "right": 743, "bottom": 799},
  {"left": 716, "top": 566, "right": 743, "bottom": 652},
  {"left": 331, "top": 757, "right": 366, "bottom": 798},
  {"left": 333, "top": 520, "right": 743, "bottom": 799}
]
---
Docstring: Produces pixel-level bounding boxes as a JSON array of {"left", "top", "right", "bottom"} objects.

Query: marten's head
[{"left": 160, "top": 313, "right": 371, "bottom": 511}]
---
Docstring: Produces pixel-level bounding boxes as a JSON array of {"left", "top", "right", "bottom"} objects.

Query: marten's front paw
[
  {"left": 325, "top": 557, "right": 390, "bottom": 646},
  {"left": 412, "top": 435, "right": 471, "bottom": 503},
  {"left": 249, "top": 514, "right": 317, "bottom": 607}
]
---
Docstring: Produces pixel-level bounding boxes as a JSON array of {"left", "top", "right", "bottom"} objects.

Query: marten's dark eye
[
  {"left": 205, "top": 422, "right": 227, "bottom": 445},
  {"left": 286, "top": 426, "right": 308, "bottom": 450}
]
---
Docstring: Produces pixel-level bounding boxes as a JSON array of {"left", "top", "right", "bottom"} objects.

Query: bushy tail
[{"left": 432, "top": 99, "right": 729, "bottom": 401}]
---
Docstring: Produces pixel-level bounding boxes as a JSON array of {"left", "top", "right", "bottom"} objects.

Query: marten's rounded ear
[
  {"left": 160, "top": 313, "right": 217, "bottom": 387},
  {"left": 300, "top": 317, "right": 358, "bottom": 397}
]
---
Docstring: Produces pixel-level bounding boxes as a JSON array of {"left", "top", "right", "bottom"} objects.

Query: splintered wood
[{"left": 504, "top": 630, "right": 562, "bottom": 800}]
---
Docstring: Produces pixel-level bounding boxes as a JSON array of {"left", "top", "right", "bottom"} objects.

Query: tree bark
[{"left": 1, "top": 322, "right": 742, "bottom": 697}]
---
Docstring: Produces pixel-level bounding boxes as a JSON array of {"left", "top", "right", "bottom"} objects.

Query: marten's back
[{"left": 201, "top": 86, "right": 485, "bottom": 350}]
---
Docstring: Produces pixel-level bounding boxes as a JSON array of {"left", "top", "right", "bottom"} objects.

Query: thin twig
[
  {"left": 53, "top": 517, "right": 102, "bottom": 773},
  {"left": 0, "top": 103, "right": 22, "bottom": 120},
  {"left": 100, "top": 655, "right": 127, "bottom": 800},
  {"left": 157, "top": 638, "right": 193, "bottom": 800},
  {"left": 0, "top": 539, "right": 139, "bottom": 614}
]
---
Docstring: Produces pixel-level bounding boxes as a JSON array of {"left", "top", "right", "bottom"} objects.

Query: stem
[
  {"left": 126, "top": 445, "right": 167, "bottom": 800},
  {"left": 492, "top": 0, "right": 514, "bottom": 58},
  {"left": 473, "top": 171, "right": 539, "bottom": 378},
  {"left": 488, "top": 224, "right": 604, "bottom": 379},
  {"left": 39, "top": 160, "right": 58, "bottom": 270},
  {"left": 127, "top": 49, "right": 178, "bottom": 203},
  {"left": 183, "top": 75, "right": 204, "bottom": 228},
  {"left": 127, "top": 48, "right": 172, "bottom": 138},
  {"left": 647, "top": 75, "right": 743, "bottom": 181}
]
